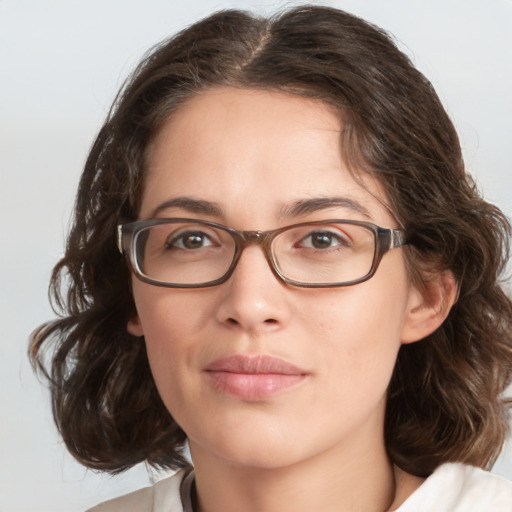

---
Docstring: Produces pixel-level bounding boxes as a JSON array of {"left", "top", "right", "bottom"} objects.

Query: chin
[{"left": 189, "top": 427, "right": 308, "bottom": 470}]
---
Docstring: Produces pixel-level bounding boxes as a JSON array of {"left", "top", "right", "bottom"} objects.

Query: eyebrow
[
  {"left": 279, "top": 196, "right": 372, "bottom": 219},
  {"left": 149, "top": 195, "right": 371, "bottom": 221},
  {"left": 151, "top": 197, "right": 224, "bottom": 218}
]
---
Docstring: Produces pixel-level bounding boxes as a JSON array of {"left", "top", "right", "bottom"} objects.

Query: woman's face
[{"left": 129, "top": 88, "right": 422, "bottom": 470}]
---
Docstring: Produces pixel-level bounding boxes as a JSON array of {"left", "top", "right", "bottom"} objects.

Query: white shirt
[{"left": 87, "top": 463, "right": 512, "bottom": 511}]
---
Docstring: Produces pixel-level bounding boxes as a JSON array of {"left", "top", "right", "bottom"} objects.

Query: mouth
[{"left": 203, "top": 354, "right": 308, "bottom": 400}]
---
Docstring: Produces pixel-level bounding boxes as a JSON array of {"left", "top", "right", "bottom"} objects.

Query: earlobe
[
  {"left": 401, "top": 271, "right": 458, "bottom": 344},
  {"left": 127, "top": 315, "right": 144, "bottom": 337}
]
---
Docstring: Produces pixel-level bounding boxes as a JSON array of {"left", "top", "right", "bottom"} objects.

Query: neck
[{"left": 190, "top": 430, "right": 402, "bottom": 512}]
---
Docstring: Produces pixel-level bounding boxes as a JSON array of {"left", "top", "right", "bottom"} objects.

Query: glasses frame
[{"left": 117, "top": 218, "right": 407, "bottom": 288}]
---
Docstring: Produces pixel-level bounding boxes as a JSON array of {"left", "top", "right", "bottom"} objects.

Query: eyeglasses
[{"left": 117, "top": 218, "right": 407, "bottom": 288}]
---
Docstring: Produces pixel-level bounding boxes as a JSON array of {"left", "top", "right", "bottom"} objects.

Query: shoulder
[
  {"left": 86, "top": 469, "right": 188, "bottom": 512},
  {"left": 397, "top": 463, "right": 512, "bottom": 512}
]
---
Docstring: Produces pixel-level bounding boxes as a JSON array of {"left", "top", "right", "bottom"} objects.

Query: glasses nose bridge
[
  {"left": 238, "top": 229, "right": 275, "bottom": 251},
  {"left": 232, "top": 229, "right": 277, "bottom": 272}
]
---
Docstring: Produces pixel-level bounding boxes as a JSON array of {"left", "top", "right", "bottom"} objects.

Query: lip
[{"left": 203, "top": 354, "right": 308, "bottom": 400}]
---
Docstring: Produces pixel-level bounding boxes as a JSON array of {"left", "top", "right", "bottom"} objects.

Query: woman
[{"left": 30, "top": 6, "right": 512, "bottom": 511}]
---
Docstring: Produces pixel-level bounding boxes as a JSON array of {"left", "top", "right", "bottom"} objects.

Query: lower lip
[{"left": 205, "top": 371, "right": 306, "bottom": 400}]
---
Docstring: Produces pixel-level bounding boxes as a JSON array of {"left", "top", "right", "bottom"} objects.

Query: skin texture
[{"left": 128, "top": 88, "right": 456, "bottom": 512}]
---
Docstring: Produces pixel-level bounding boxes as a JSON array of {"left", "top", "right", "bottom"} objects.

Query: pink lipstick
[{"left": 204, "top": 354, "right": 307, "bottom": 400}]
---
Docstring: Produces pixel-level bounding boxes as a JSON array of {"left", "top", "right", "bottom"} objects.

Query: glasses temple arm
[
  {"left": 117, "top": 225, "right": 124, "bottom": 254},
  {"left": 390, "top": 229, "right": 407, "bottom": 249}
]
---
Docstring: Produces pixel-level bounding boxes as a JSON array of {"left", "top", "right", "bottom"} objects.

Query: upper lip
[{"left": 204, "top": 354, "right": 307, "bottom": 375}]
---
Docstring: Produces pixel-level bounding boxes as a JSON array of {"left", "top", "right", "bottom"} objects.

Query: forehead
[
  {"left": 147, "top": 87, "right": 342, "bottom": 163},
  {"left": 141, "top": 87, "right": 393, "bottom": 226}
]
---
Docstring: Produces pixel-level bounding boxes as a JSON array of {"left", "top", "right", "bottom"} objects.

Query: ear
[
  {"left": 127, "top": 314, "right": 144, "bottom": 337},
  {"left": 400, "top": 270, "right": 458, "bottom": 344}
]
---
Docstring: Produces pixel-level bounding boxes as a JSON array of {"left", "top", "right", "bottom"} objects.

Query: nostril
[{"left": 225, "top": 317, "right": 277, "bottom": 326}]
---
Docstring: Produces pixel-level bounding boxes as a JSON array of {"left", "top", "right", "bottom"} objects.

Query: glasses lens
[
  {"left": 134, "top": 222, "right": 236, "bottom": 285},
  {"left": 272, "top": 222, "right": 376, "bottom": 284}
]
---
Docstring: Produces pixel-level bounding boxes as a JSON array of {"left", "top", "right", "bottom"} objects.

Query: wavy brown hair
[{"left": 30, "top": 6, "right": 512, "bottom": 477}]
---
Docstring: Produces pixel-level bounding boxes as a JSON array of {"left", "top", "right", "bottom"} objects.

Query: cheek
[
  {"left": 303, "top": 286, "right": 406, "bottom": 348},
  {"left": 130, "top": 289, "right": 218, "bottom": 431},
  {"left": 300, "top": 272, "right": 409, "bottom": 386},
  {"left": 130, "top": 286, "right": 214, "bottom": 383},
  {"left": 133, "top": 284, "right": 211, "bottom": 340}
]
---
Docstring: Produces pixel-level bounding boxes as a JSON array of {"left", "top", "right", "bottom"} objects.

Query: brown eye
[
  {"left": 310, "top": 232, "right": 335, "bottom": 249},
  {"left": 299, "top": 231, "right": 348, "bottom": 250},
  {"left": 167, "top": 231, "right": 213, "bottom": 250}
]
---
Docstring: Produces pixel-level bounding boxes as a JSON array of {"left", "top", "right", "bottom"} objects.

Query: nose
[{"left": 214, "top": 245, "right": 291, "bottom": 334}]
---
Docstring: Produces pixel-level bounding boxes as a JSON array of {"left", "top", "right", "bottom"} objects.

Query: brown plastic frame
[{"left": 117, "top": 218, "right": 407, "bottom": 288}]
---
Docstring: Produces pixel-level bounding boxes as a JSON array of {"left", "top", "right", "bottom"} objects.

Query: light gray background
[{"left": 1, "top": 1, "right": 511, "bottom": 511}]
